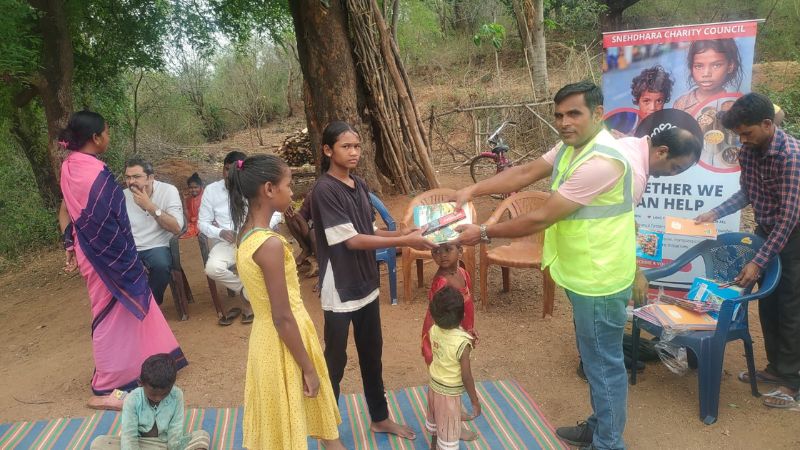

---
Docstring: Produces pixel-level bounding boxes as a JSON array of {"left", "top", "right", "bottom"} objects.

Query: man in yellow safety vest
[{"left": 455, "top": 81, "right": 635, "bottom": 450}]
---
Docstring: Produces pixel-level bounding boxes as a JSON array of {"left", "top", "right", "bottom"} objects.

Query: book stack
[
  {"left": 657, "top": 293, "right": 718, "bottom": 313},
  {"left": 413, "top": 202, "right": 473, "bottom": 244},
  {"left": 633, "top": 276, "right": 746, "bottom": 330},
  {"left": 687, "top": 277, "right": 744, "bottom": 320},
  {"left": 634, "top": 303, "right": 717, "bottom": 331}
]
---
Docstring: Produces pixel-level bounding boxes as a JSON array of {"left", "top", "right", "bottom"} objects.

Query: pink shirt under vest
[
  {"left": 616, "top": 136, "right": 650, "bottom": 204},
  {"left": 542, "top": 135, "right": 649, "bottom": 206}
]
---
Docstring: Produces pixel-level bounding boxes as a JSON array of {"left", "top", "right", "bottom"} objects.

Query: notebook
[
  {"left": 665, "top": 216, "right": 718, "bottom": 238},
  {"left": 413, "top": 202, "right": 473, "bottom": 244},
  {"left": 636, "top": 229, "right": 664, "bottom": 262},
  {"left": 651, "top": 304, "right": 717, "bottom": 330}
]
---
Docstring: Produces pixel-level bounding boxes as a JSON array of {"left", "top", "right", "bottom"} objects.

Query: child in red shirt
[{"left": 422, "top": 242, "right": 476, "bottom": 366}]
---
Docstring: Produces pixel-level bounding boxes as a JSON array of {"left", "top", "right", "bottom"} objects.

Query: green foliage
[
  {"left": 70, "top": 0, "right": 172, "bottom": 87},
  {"left": 456, "top": 0, "right": 514, "bottom": 33},
  {"left": 762, "top": 83, "right": 800, "bottom": 137},
  {"left": 132, "top": 72, "right": 207, "bottom": 148},
  {"left": 623, "top": 0, "right": 799, "bottom": 62},
  {"left": 473, "top": 23, "right": 507, "bottom": 50},
  {"left": 545, "top": 0, "right": 607, "bottom": 46},
  {"left": 0, "top": 0, "right": 40, "bottom": 78},
  {"left": 211, "top": 44, "right": 290, "bottom": 127},
  {"left": 0, "top": 122, "right": 59, "bottom": 261},
  {"left": 396, "top": 0, "right": 445, "bottom": 67},
  {"left": 208, "top": 0, "right": 292, "bottom": 46},
  {"left": 73, "top": 76, "right": 136, "bottom": 175}
]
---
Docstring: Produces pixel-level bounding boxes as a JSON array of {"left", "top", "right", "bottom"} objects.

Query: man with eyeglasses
[{"left": 123, "top": 158, "right": 184, "bottom": 306}]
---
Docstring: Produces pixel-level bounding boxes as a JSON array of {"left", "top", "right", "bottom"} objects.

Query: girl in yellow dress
[{"left": 227, "top": 154, "right": 344, "bottom": 450}]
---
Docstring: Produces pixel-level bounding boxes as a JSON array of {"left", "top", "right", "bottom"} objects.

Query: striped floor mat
[{"left": 0, "top": 380, "right": 565, "bottom": 449}]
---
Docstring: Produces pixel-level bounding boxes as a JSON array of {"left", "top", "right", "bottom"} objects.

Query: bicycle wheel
[{"left": 470, "top": 155, "right": 499, "bottom": 184}]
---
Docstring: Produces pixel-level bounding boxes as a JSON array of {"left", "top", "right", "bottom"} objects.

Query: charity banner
[{"left": 602, "top": 20, "right": 759, "bottom": 290}]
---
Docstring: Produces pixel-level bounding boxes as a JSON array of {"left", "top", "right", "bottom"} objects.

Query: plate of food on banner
[{"left": 689, "top": 93, "right": 744, "bottom": 172}]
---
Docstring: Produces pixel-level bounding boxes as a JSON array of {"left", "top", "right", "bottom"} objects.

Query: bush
[
  {"left": 396, "top": 0, "right": 445, "bottom": 69},
  {"left": 209, "top": 44, "right": 291, "bottom": 133},
  {"left": 134, "top": 72, "right": 207, "bottom": 152},
  {"left": 0, "top": 123, "right": 59, "bottom": 263},
  {"left": 761, "top": 83, "right": 800, "bottom": 137},
  {"left": 545, "top": 0, "right": 607, "bottom": 47}
]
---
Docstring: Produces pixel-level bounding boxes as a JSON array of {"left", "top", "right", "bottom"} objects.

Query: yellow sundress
[{"left": 237, "top": 228, "right": 341, "bottom": 449}]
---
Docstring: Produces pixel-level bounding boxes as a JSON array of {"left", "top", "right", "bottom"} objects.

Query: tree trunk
[
  {"left": 10, "top": 104, "right": 60, "bottom": 209},
  {"left": 132, "top": 70, "right": 144, "bottom": 154},
  {"left": 512, "top": 0, "right": 548, "bottom": 98},
  {"left": 529, "top": 0, "right": 548, "bottom": 96},
  {"left": 600, "top": 9, "right": 624, "bottom": 31},
  {"left": 390, "top": 0, "right": 400, "bottom": 38},
  {"left": 347, "top": 0, "right": 438, "bottom": 191},
  {"left": 288, "top": 0, "right": 386, "bottom": 192},
  {"left": 452, "top": 0, "right": 468, "bottom": 32},
  {"left": 599, "top": 0, "right": 641, "bottom": 32},
  {"left": 26, "top": 0, "right": 75, "bottom": 207},
  {"left": 286, "top": 65, "right": 295, "bottom": 118}
]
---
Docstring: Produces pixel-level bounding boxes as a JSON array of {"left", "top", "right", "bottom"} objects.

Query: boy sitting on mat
[
  {"left": 426, "top": 286, "right": 481, "bottom": 449},
  {"left": 91, "top": 354, "right": 210, "bottom": 450}
]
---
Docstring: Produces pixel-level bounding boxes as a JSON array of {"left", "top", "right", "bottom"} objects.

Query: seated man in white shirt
[
  {"left": 199, "top": 150, "right": 282, "bottom": 326},
  {"left": 123, "top": 158, "right": 185, "bottom": 306}
]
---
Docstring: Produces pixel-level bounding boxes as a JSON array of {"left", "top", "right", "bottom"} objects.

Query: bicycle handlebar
[{"left": 487, "top": 121, "right": 518, "bottom": 144}]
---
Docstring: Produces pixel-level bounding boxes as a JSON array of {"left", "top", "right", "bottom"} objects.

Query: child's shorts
[{"left": 425, "top": 388, "right": 461, "bottom": 450}]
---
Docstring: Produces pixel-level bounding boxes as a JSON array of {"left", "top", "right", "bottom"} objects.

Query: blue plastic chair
[
  {"left": 369, "top": 192, "right": 398, "bottom": 305},
  {"left": 630, "top": 232, "right": 781, "bottom": 424}
]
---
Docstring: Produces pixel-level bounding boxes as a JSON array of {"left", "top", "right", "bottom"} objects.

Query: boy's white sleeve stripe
[{"left": 325, "top": 223, "right": 358, "bottom": 245}]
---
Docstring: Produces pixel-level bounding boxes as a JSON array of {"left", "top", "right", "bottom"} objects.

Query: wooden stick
[
  {"left": 436, "top": 100, "right": 553, "bottom": 117},
  {"left": 524, "top": 104, "right": 559, "bottom": 135}
]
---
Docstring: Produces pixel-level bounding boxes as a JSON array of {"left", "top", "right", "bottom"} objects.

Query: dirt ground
[{"left": 1, "top": 165, "right": 797, "bottom": 450}]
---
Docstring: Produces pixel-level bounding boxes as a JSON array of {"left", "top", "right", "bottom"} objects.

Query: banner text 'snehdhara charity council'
[{"left": 603, "top": 20, "right": 758, "bottom": 47}]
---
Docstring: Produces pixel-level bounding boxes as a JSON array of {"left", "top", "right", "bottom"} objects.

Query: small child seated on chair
[
  {"left": 91, "top": 354, "right": 210, "bottom": 450},
  {"left": 422, "top": 242, "right": 476, "bottom": 366},
  {"left": 426, "top": 286, "right": 481, "bottom": 449}
]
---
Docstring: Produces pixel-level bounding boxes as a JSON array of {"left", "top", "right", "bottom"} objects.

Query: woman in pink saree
[{"left": 57, "top": 111, "right": 187, "bottom": 409}]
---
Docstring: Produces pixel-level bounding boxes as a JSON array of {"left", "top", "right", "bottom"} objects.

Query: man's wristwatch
[
  {"left": 479, "top": 224, "right": 491, "bottom": 244},
  {"left": 154, "top": 209, "right": 163, "bottom": 218}
]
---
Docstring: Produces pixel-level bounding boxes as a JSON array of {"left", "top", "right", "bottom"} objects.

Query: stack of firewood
[{"left": 277, "top": 128, "right": 314, "bottom": 167}]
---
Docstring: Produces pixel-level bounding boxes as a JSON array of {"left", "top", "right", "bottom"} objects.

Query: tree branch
[{"left": 12, "top": 83, "right": 39, "bottom": 108}]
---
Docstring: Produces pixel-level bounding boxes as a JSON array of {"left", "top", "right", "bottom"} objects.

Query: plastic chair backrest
[
  {"left": 368, "top": 192, "right": 395, "bottom": 231},
  {"left": 646, "top": 233, "right": 765, "bottom": 289},
  {"left": 486, "top": 191, "right": 549, "bottom": 245},
  {"left": 699, "top": 234, "right": 761, "bottom": 283},
  {"left": 643, "top": 232, "right": 782, "bottom": 335}
]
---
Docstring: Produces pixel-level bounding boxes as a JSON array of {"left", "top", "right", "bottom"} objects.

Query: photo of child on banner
[{"left": 602, "top": 20, "right": 758, "bottom": 289}]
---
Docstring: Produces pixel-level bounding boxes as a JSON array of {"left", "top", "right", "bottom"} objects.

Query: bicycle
[{"left": 469, "top": 121, "right": 517, "bottom": 196}]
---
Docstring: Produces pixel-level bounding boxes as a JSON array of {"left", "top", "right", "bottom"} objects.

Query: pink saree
[{"left": 61, "top": 151, "right": 187, "bottom": 395}]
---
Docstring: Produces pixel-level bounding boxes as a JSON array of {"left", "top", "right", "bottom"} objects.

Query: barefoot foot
[
  {"left": 460, "top": 426, "right": 478, "bottom": 441},
  {"left": 321, "top": 438, "right": 346, "bottom": 450},
  {"left": 371, "top": 419, "right": 417, "bottom": 440},
  {"left": 306, "top": 258, "right": 319, "bottom": 278},
  {"left": 86, "top": 391, "right": 125, "bottom": 411}
]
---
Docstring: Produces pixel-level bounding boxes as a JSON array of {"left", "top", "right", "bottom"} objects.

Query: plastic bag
[{"left": 655, "top": 327, "right": 689, "bottom": 375}]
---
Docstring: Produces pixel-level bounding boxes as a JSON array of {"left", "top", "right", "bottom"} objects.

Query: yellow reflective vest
[{"left": 542, "top": 130, "right": 636, "bottom": 296}]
